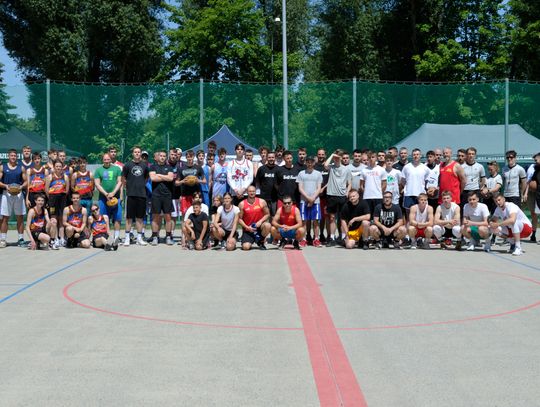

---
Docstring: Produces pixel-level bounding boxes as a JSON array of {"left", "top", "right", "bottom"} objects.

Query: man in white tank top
[
  {"left": 433, "top": 190, "right": 462, "bottom": 250},
  {"left": 407, "top": 192, "right": 433, "bottom": 249},
  {"left": 212, "top": 148, "right": 229, "bottom": 199}
]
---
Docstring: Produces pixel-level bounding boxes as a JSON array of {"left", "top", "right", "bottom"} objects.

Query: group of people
[{"left": 1, "top": 142, "right": 539, "bottom": 256}]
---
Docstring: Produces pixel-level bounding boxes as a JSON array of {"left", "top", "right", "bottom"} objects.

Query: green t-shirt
[{"left": 94, "top": 165, "right": 122, "bottom": 196}]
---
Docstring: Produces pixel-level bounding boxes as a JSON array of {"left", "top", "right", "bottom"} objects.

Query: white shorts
[
  {"left": 171, "top": 199, "right": 181, "bottom": 218},
  {"left": 1, "top": 190, "right": 27, "bottom": 217}
]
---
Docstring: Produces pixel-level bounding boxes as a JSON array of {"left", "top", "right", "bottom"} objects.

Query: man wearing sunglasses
[
  {"left": 502, "top": 150, "right": 527, "bottom": 207},
  {"left": 88, "top": 204, "right": 113, "bottom": 250},
  {"left": 271, "top": 195, "right": 305, "bottom": 250}
]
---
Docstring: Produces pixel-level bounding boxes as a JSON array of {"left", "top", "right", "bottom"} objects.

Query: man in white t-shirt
[
  {"left": 400, "top": 148, "right": 430, "bottom": 215},
  {"left": 349, "top": 149, "right": 366, "bottom": 192},
  {"left": 489, "top": 193, "right": 532, "bottom": 256},
  {"left": 462, "top": 191, "right": 491, "bottom": 251},
  {"left": 360, "top": 151, "right": 387, "bottom": 216},
  {"left": 384, "top": 155, "right": 402, "bottom": 206}
]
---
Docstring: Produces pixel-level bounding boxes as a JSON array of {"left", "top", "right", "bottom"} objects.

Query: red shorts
[
  {"left": 180, "top": 196, "right": 193, "bottom": 216},
  {"left": 416, "top": 227, "right": 426, "bottom": 238},
  {"left": 507, "top": 224, "right": 532, "bottom": 239}
]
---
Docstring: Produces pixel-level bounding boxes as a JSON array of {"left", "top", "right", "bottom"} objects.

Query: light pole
[
  {"left": 271, "top": 17, "right": 280, "bottom": 149},
  {"left": 282, "top": 0, "right": 288, "bottom": 149}
]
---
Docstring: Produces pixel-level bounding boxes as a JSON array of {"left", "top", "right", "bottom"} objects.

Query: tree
[
  {"left": 0, "top": 0, "right": 164, "bottom": 82},
  {"left": 0, "top": 62, "right": 15, "bottom": 132},
  {"left": 510, "top": 0, "right": 540, "bottom": 80}
]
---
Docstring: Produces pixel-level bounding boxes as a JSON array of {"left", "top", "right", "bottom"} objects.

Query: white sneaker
[
  {"left": 512, "top": 247, "right": 523, "bottom": 256},
  {"left": 0, "top": 239, "right": 6, "bottom": 248},
  {"left": 60, "top": 238, "right": 66, "bottom": 247},
  {"left": 123, "top": 238, "right": 130, "bottom": 247},
  {"left": 137, "top": 237, "right": 148, "bottom": 246},
  {"left": 466, "top": 242, "right": 476, "bottom": 251},
  {"left": 51, "top": 240, "right": 60, "bottom": 250}
]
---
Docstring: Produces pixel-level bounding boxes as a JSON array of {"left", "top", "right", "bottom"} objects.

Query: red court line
[{"left": 286, "top": 251, "right": 368, "bottom": 407}]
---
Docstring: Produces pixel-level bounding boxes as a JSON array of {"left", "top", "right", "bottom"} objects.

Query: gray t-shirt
[
  {"left": 348, "top": 163, "right": 365, "bottom": 190},
  {"left": 326, "top": 163, "right": 352, "bottom": 197},
  {"left": 502, "top": 164, "right": 526, "bottom": 198},
  {"left": 463, "top": 162, "right": 485, "bottom": 191},
  {"left": 216, "top": 205, "right": 240, "bottom": 231},
  {"left": 296, "top": 169, "right": 323, "bottom": 204}
]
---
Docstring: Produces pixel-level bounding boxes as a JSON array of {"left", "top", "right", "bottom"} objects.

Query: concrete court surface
[{"left": 1, "top": 230, "right": 540, "bottom": 407}]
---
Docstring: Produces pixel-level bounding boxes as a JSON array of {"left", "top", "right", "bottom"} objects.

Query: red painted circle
[{"left": 62, "top": 268, "right": 540, "bottom": 331}]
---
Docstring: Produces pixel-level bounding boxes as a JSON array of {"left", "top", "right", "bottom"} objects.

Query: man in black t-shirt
[
  {"left": 122, "top": 146, "right": 150, "bottom": 246},
  {"left": 340, "top": 189, "right": 371, "bottom": 249},
  {"left": 255, "top": 151, "right": 279, "bottom": 216},
  {"left": 276, "top": 151, "right": 300, "bottom": 205},
  {"left": 369, "top": 191, "right": 407, "bottom": 249},
  {"left": 149, "top": 150, "right": 174, "bottom": 246},
  {"left": 183, "top": 200, "right": 209, "bottom": 250}
]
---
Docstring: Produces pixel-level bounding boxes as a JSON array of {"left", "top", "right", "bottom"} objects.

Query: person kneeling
[
  {"left": 88, "top": 204, "right": 114, "bottom": 251},
  {"left": 407, "top": 193, "right": 434, "bottom": 249},
  {"left": 340, "top": 189, "right": 371, "bottom": 249},
  {"left": 183, "top": 200, "right": 209, "bottom": 250},
  {"left": 369, "top": 191, "right": 407, "bottom": 249},
  {"left": 271, "top": 196, "right": 305, "bottom": 250},
  {"left": 212, "top": 192, "right": 239, "bottom": 251},
  {"left": 26, "top": 193, "right": 59, "bottom": 250}
]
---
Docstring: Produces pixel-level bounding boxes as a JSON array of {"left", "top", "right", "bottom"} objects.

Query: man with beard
[
  {"left": 438, "top": 147, "right": 466, "bottom": 206},
  {"left": 340, "top": 189, "right": 371, "bottom": 249},
  {"left": 276, "top": 150, "right": 300, "bottom": 206},
  {"left": 255, "top": 150, "right": 278, "bottom": 216}
]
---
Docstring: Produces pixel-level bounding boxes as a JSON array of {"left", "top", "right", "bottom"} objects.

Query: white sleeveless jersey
[
  {"left": 439, "top": 202, "right": 459, "bottom": 221},
  {"left": 415, "top": 204, "right": 429, "bottom": 223},
  {"left": 212, "top": 161, "right": 229, "bottom": 197}
]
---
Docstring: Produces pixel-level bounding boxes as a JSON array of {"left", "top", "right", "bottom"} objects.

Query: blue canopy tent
[{"left": 186, "top": 125, "right": 258, "bottom": 154}]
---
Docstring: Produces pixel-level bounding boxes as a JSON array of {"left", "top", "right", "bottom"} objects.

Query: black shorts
[
  {"left": 92, "top": 233, "right": 109, "bottom": 247},
  {"left": 326, "top": 195, "right": 347, "bottom": 215},
  {"left": 241, "top": 228, "right": 263, "bottom": 244},
  {"left": 48, "top": 193, "right": 67, "bottom": 217},
  {"left": 31, "top": 229, "right": 46, "bottom": 242},
  {"left": 223, "top": 230, "right": 238, "bottom": 240},
  {"left": 67, "top": 231, "right": 89, "bottom": 248},
  {"left": 151, "top": 195, "right": 173, "bottom": 214},
  {"left": 127, "top": 196, "right": 147, "bottom": 219}
]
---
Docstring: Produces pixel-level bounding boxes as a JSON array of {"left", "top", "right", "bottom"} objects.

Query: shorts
[
  {"left": 403, "top": 196, "right": 418, "bottom": 210},
  {"left": 67, "top": 231, "right": 89, "bottom": 248},
  {"left": 180, "top": 196, "right": 193, "bottom": 216},
  {"left": 127, "top": 196, "right": 147, "bottom": 219},
  {"left": 279, "top": 228, "right": 296, "bottom": 240},
  {"left": 504, "top": 196, "right": 521, "bottom": 207},
  {"left": 241, "top": 228, "right": 264, "bottom": 244},
  {"left": 171, "top": 199, "right": 181, "bottom": 218},
  {"left": 92, "top": 233, "right": 109, "bottom": 247},
  {"left": 48, "top": 193, "right": 67, "bottom": 217},
  {"left": 365, "top": 199, "right": 382, "bottom": 216},
  {"left": 299, "top": 202, "right": 321, "bottom": 221},
  {"left": 1, "top": 191, "right": 26, "bottom": 216},
  {"left": 347, "top": 226, "right": 363, "bottom": 241},
  {"left": 506, "top": 223, "right": 532, "bottom": 239},
  {"left": 470, "top": 225, "right": 481, "bottom": 241},
  {"left": 30, "top": 229, "right": 46, "bottom": 242},
  {"left": 415, "top": 227, "right": 426, "bottom": 238},
  {"left": 223, "top": 229, "right": 238, "bottom": 240},
  {"left": 151, "top": 195, "right": 173, "bottom": 214},
  {"left": 98, "top": 197, "right": 122, "bottom": 223},
  {"left": 326, "top": 195, "right": 346, "bottom": 215}
]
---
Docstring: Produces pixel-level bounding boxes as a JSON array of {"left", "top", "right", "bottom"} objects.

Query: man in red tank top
[
  {"left": 270, "top": 195, "right": 305, "bottom": 250},
  {"left": 438, "top": 147, "right": 466, "bottom": 204},
  {"left": 238, "top": 185, "right": 271, "bottom": 250}
]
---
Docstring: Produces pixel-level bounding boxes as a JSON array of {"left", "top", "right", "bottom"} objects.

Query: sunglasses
[
  {"left": 282, "top": 201, "right": 293, "bottom": 205},
  {"left": 91, "top": 208, "right": 99, "bottom": 212},
  {"left": 506, "top": 156, "right": 515, "bottom": 159}
]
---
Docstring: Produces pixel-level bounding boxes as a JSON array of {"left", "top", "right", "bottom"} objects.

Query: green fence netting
[{"left": 1, "top": 80, "right": 538, "bottom": 161}]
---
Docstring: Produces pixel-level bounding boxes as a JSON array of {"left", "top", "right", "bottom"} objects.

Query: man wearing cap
[
  {"left": 524, "top": 152, "right": 540, "bottom": 242},
  {"left": 502, "top": 150, "right": 527, "bottom": 207}
]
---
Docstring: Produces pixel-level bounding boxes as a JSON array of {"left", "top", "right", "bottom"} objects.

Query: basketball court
[{"left": 2, "top": 231, "right": 540, "bottom": 406}]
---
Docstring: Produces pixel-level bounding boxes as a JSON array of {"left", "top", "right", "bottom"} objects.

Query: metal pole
[
  {"left": 46, "top": 79, "right": 51, "bottom": 151},
  {"left": 353, "top": 77, "right": 357, "bottom": 150},
  {"left": 504, "top": 78, "right": 509, "bottom": 155},
  {"left": 200, "top": 78, "right": 204, "bottom": 150},
  {"left": 271, "top": 26, "right": 276, "bottom": 149},
  {"left": 282, "top": 0, "right": 288, "bottom": 149},
  {"left": 166, "top": 133, "right": 170, "bottom": 152}
]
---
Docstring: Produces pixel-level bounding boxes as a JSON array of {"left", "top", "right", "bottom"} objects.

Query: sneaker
[
  {"left": 123, "top": 238, "right": 130, "bottom": 247},
  {"left": 257, "top": 241, "right": 267, "bottom": 250},
  {"left": 455, "top": 240, "right": 462, "bottom": 251},
  {"left": 393, "top": 240, "right": 402, "bottom": 250},
  {"left": 362, "top": 240, "right": 369, "bottom": 250},
  {"left": 187, "top": 241, "right": 195, "bottom": 250},
  {"left": 0, "top": 239, "right": 6, "bottom": 248},
  {"left": 326, "top": 238, "right": 336, "bottom": 247},
  {"left": 137, "top": 237, "right": 148, "bottom": 246},
  {"left": 312, "top": 238, "right": 321, "bottom": 248},
  {"left": 382, "top": 240, "right": 390, "bottom": 249},
  {"left": 299, "top": 239, "right": 307, "bottom": 248},
  {"left": 293, "top": 240, "right": 301, "bottom": 250},
  {"left": 60, "top": 238, "right": 66, "bottom": 247},
  {"left": 18, "top": 238, "right": 27, "bottom": 247},
  {"left": 130, "top": 234, "right": 137, "bottom": 244},
  {"left": 151, "top": 237, "right": 158, "bottom": 246},
  {"left": 422, "top": 239, "right": 430, "bottom": 250},
  {"left": 508, "top": 243, "right": 516, "bottom": 253},
  {"left": 410, "top": 240, "right": 417, "bottom": 250},
  {"left": 512, "top": 247, "right": 523, "bottom": 256},
  {"left": 166, "top": 235, "right": 174, "bottom": 246},
  {"left": 530, "top": 233, "right": 537, "bottom": 243},
  {"left": 50, "top": 241, "right": 60, "bottom": 250},
  {"left": 278, "top": 239, "right": 287, "bottom": 250},
  {"left": 220, "top": 240, "right": 226, "bottom": 250},
  {"left": 466, "top": 239, "right": 476, "bottom": 251},
  {"left": 374, "top": 241, "right": 382, "bottom": 250},
  {"left": 104, "top": 243, "right": 112, "bottom": 251},
  {"left": 112, "top": 238, "right": 119, "bottom": 251},
  {"left": 319, "top": 235, "right": 327, "bottom": 244}
]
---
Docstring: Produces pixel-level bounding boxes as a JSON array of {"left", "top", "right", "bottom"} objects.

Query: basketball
[
  {"left": 184, "top": 175, "right": 198, "bottom": 186},
  {"left": 106, "top": 197, "right": 118, "bottom": 207},
  {"left": 8, "top": 183, "right": 22, "bottom": 195}
]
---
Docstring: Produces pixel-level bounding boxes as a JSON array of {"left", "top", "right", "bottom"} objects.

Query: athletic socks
[
  {"left": 114, "top": 230, "right": 120, "bottom": 240},
  {"left": 18, "top": 233, "right": 24, "bottom": 241},
  {"left": 0, "top": 233, "right": 6, "bottom": 240}
]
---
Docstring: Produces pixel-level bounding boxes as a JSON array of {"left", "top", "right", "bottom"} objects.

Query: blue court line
[
  {"left": 489, "top": 252, "right": 540, "bottom": 272},
  {"left": 0, "top": 251, "right": 102, "bottom": 304},
  {"left": 0, "top": 284, "right": 29, "bottom": 286}
]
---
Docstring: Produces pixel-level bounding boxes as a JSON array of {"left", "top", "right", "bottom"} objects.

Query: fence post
[
  {"left": 353, "top": 77, "right": 357, "bottom": 151},
  {"left": 200, "top": 78, "right": 204, "bottom": 150},
  {"left": 46, "top": 79, "right": 51, "bottom": 151},
  {"left": 504, "top": 78, "right": 509, "bottom": 156}
]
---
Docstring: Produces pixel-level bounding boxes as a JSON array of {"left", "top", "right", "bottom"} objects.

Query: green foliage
[{"left": 0, "top": 63, "right": 16, "bottom": 132}]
